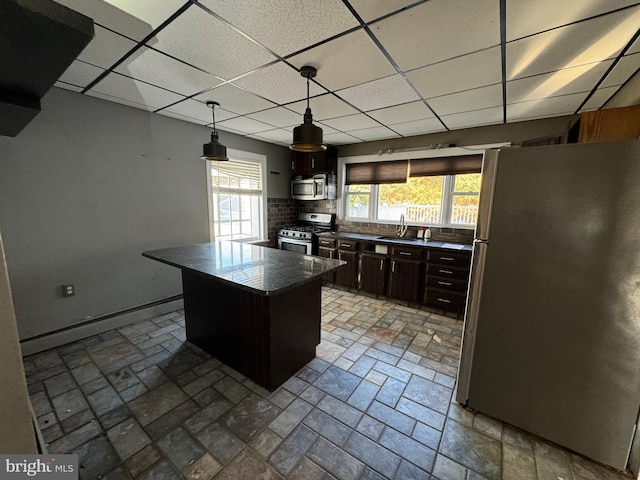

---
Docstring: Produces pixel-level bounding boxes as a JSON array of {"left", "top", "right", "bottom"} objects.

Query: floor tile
[
  {"left": 183, "top": 453, "right": 221, "bottom": 480},
  {"left": 439, "top": 420, "right": 501, "bottom": 480},
  {"left": 44, "top": 372, "right": 78, "bottom": 398},
  {"left": 124, "top": 444, "right": 163, "bottom": 478},
  {"left": 367, "top": 401, "right": 415, "bottom": 435},
  {"left": 269, "top": 398, "right": 313, "bottom": 438},
  {"left": 344, "top": 431, "right": 402, "bottom": 478},
  {"left": 403, "top": 375, "right": 452, "bottom": 415},
  {"left": 107, "top": 418, "right": 152, "bottom": 461},
  {"left": 76, "top": 435, "right": 121, "bottom": 480},
  {"left": 195, "top": 423, "right": 244, "bottom": 465},
  {"left": 52, "top": 389, "right": 90, "bottom": 421},
  {"left": 316, "top": 395, "right": 363, "bottom": 428},
  {"left": 138, "top": 459, "right": 182, "bottom": 480},
  {"left": 308, "top": 436, "right": 365, "bottom": 480},
  {"left": 303, "top": 408, "right": 353, "bottom": 446},
  {"left": 219, "top": 393, "right": 281, "bottom": 443},
  {"left": 157, "top": 427, "right": 204, "bottom": 471},
  {"left": 217, "top": 448, "right": 283, "bottom": 480},
  {"left": 379, "top": 427, "right": 436, "bottom": 471},
  {"left": 127, "top": 382, "right": 189, "bottom": 426},
  {"left": 268, "top": 424, "right": 318, "bottom": 476}
]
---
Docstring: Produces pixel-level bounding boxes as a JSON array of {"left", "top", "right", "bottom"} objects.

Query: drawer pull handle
[
  {"left": 392, "top": 260, "right": 395, "bottom": 273},
  {"left": 441, "top": 257, "right": 454, "bottom": 261},
  {"left": 380, "top": 259, "right": 384, "bottom": 271},
  {"left": 439, "top": 269, "right": 453, "bottom": 275},
  {"left": 399, "top": 251, "right": 412, "bottom": 256},
  {"left": 342, "top": 243, "right": 351, "bottom": 248},
  {"left": 437, "top": 281, "right": 452, "bottom": 286},
  {"left": 329, "top": 251, "right": 334, "bottom": 259},
  {"left": 437, "top": 298, "right": 452, "bottom": 303}
]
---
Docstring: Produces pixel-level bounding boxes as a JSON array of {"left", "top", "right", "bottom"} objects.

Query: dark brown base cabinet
[
  {"left": 359, "top": 252, "right": 388, "bottom": 295},
  {"left": 424, "top": 249, "right": 471, "bottom": 316},
  {"left": 335, "top": 250, "right": 359, "bottom": 288},
  {"left": 388, "top": 258, "right": 422, "bottom": 303},
  {"left": 318, "top": 246, "right": 336, "bottom": 283}
]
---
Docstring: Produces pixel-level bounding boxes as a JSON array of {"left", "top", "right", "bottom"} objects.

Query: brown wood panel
[
  {"left": 388, "top": 258, "right": 422, "bottom": 302},
  {"left": 359, "top": 252, "right": 387, "bottom": 295},
  {"left": 578, "top": 105, "right": 640, "bottom": 143},
  {"left": 335, "top": 250, "right": 359, "bottom": 288}
]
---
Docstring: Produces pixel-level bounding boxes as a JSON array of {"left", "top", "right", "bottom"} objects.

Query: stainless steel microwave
[{"left": 291, "top": 174, "right": 327, "bottom": 200}]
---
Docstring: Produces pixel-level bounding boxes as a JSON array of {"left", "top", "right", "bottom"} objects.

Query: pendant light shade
[
  {"left": 290, "top": 66, "right": 326, "bottom": 152},
  {"left": 201, "top": 101, "right": 229, "bottom": 161}
]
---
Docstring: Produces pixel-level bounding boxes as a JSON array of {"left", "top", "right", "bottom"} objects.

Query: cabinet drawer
[
  {"left": 318, "top": 237, "right": 336, "bottom": 248},
  {"left": 425, "top": 275, "right": 468, "bottom": 292},
  {"left": 338, "top": 239, "right": 359, "bottom": 251},
  {"left": 426, "top": 264, "right": 469, "bottom": 280},
  {"left": 427, "top": 249, "right": 471, "bottom": 267},
  {"left": 391, "top": 245, "right": 424, "bottom": 260},
  {"left": 424, "top": 288, "right": 466, "bottom": 312}
]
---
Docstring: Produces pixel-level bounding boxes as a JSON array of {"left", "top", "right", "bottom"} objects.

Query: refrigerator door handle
[{"left": 456, "top": 240, "right": 488, "bottom": 405}]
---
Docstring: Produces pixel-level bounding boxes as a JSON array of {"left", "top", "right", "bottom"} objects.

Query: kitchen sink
[{"left": 376, "top": 236, "right": 419, "bottom": 241}]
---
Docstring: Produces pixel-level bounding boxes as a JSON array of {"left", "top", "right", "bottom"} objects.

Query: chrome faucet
[{"left": 397, "top": 214, "right": 408, "bottom": 237}]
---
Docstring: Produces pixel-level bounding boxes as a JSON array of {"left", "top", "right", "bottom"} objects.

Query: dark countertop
[
  {"left": 317, "top": 231, "right": 473, "bottom": 252},
  {"left": 143, "top": 241, "right": 345, "bottom": 296}
]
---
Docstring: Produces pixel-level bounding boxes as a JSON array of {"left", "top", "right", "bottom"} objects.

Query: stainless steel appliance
[
  {"left": 291, "top": 174, "right": 328, "bottom": 200},
  {"left": 456, "top": 140, "right": 640, "bottom": 471},
  {"left": 278, "top": 213, "right": 333, "bottom": 255}
]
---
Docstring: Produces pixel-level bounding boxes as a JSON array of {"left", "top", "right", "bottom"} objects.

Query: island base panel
[{"left": 182, "top": 271, "right": 321, "bottom": 391}]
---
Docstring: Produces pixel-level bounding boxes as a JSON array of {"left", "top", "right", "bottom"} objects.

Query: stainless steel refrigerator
[{"left": 456, "top": 140, "right": 640, "bottom": 471}]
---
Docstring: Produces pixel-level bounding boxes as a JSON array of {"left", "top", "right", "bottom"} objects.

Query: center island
[{"left": 143, "top": 241, "right": 345, "bottom": 391}]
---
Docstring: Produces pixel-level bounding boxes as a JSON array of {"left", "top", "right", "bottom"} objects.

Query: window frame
[
  {"left": 206, "top": 148, "right": 267, "bottom": 242},
  {"left": 338, "top": 144, "right": 508, "bottom": 229}
]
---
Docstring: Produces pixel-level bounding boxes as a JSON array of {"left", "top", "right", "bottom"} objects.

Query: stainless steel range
[{"left": 277, "top": 213, "right": 334, "bottom": 255}]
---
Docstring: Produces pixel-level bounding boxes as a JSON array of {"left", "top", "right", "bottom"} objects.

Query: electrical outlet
[{"left": 62, "top": 284, "right": 74, "bottom": 297}]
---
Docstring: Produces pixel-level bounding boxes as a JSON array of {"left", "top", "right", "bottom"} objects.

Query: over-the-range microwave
[{"left": 291, "top": 174, "right": 328, "bottom": 200}]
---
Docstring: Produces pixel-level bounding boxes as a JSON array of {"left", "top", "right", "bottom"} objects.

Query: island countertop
[{"left": 143, "top": 241, "right": 345, "bottom": 296}]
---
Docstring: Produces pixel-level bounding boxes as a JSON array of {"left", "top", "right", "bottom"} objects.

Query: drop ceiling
[{"left": 54, "top": 0, "right": 640, "bottom": 147}]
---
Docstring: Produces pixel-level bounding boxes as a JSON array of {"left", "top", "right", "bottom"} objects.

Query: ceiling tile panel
[
  {"left": 506, "top": 6, "right": 640, "bottom": 80},
  {"left": 86, "top": 73, "right": 186, "bottom": 111},
  {"left": 581, "top": 87, "right": 620, "bottom": 111},
  {"left": 288, "top": 30, "right": 396, "bottom": 91},
  {"left": 428, "top": 84, "right": 503, "bottom": 117},
  {"left": 337, "top": 75, "right": 420, "bottom": 111},
  {"left": 323, "top": 132, "right": 364, "bottom": 144},
  {"left": 348, "top": 126, "right": 401, "bottom": 141},
  {"left": 217, "top": 116, "right": 275, "bottom": 134},
  {"left": 507, "top": 61, "right": 613, "bottom": 104},
  {"left": 102, "top": 0, "right": 187, "bottom": 32},
  {"left": 407, "top": 47, "right": 502, "bottom": 99},
  {"left": 54, "top": 82, "right": 84, "bottom": 93},
  {"left": 367, "top": 101, "right": 434, "bottom": 125},
  {"left": 389, "top": 117, "right": 446, "bottom": 136},
  {"left": 630, "top": 35, "right": 640, "bottom": 55},
  {"left": 115, "top": 46, "right": 222, "bottom": 96},
  {"left": 193, "top": 85, "right": 276, "bottom": 115},
  {"left": 285, "top": 94, "right": 360, "bottom": 120},
  {"left": 77, "top": 25, "right": 137, "bottom": 70},
  {"left": 601, "top": 53, "right": 640, "bottom": 88},
  {"left": 441, "top": 106, "right": 504, "bottom": 130},
  {"left": 58, "top": 61, "right": 106, "bottom": 88},
  {"left": 321, "top": 114, "right": 381, "bottom": 131},
  {"left": 246, "top": 107, "right": 301, "bottom": 128},
  {"left": 231, "top": 62, "right": 326, "bottom": 105},
  {"left": 349, "top": 0, "right": 418, "bottom": 23},
  {"left": 371, "top": 0, "right": 500, "bottom": 71},
  {"left": 248, "top": 128, "right": 293, "bottom": 145},
  {"left": 200, "top": 0, "right": 359, "bottom": 56},
  {"left": 161, "top": 99, "right": 238, "bottom": 125},
  {"left": 149, "top": 6, "right": 276, "bottom": 80},
  {"left": 506, "top": 0, "right": 640, "bottom": 41},
  {"left": 507, "top": 92, "right": 588, "bottom": 122}
]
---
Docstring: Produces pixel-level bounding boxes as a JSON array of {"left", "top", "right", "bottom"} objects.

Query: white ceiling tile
[
  {"left": 349, "top": 0, "right": 417, "bottom": 22},
  {"left": 371, "top": 0, "right": 500, "bottom": 71},
  {"left": 193, "top": 84, "right": 276, "bottom": 115},
  {"left": 288, "top": 30, "right": 396, "bottom": 91},
  {"left": 580, "top": 87, "right": 619, "bottom": 111},
  {"left": 337, "top": 75, "right": 419, "bottom": 111},
  {"left": 103, "top": 0, "right": 186, "bottom": 32},
  {"left": 58, "top": 60, "right": 105, "bottom": 88},
  {"left": 217, "top": 116, "right": 274, "bottom": 134},
  {"left": 323, "top": 132, "right": 364, "bottom": 145},
  {"left": 407, "top": 47, "right": 502, "bottom": 99},
  {"left": 441, "top": 107, "right": 504, "bottom": 130},
  {"left": 200, "top": 0, "right": 359, "bottom": 56},
  {"left": 77, "top": 25, "right": 137, "bottom": 70},
  {"left": 429, "top": 84, "right": 503, "bottom": 117},
  {"left": 321, "top": 114, "right": 381, "bottom": 131},
  {"left": 231, "top": 62, "right": 326, "bottom": 105},
  {"left": 349, "top": 126, "right": 401, "bottom": 141},
  {"left": 54, "top": 82, "right": 84, "bottom": 93},
  {"left": 630, "top": 35, "right": 640, "bottom": 55},
  {"left": 506, "top": 7, "right": 640, "bottom": 80},
  {"left": 507, "top": 60, "right": 613, "bottom": 104},
  {"left": 86, "top": 73, "right": 185, "bottom": 111},
  {"left": 246, "top": 107, "right": 302, "bottom": 128},
  {"left": 161, "top": 99, "right": 238, "bottom": 125},
  {"left": 507, "top": 92, "right": 588, "bottom": 122},
  {"left": 247, "top": 128, "right": 292, "bottom": 145},
  {"left": 285, "top": 94, "right": 360, "bottom": 120},
  {"left": 114, "top": 46, "right": 222, "bottom": 96},
  {"left": 53, "top": 0, "right": 158, "bottom": 41},
  {"left": 388, "top": 118, "right": 446, "bottom": 136},
  {"left": 506, "top": 0, "right": 640, "bottom": 41},
  {"left": 150, "top": 6, "right": 276, "bottom": 80},
  {"left": 601, "top": 53, "right": 640, "bottom": 88},
  {"left": 367, "top": 101, "right": 434, "bottom": 125}
]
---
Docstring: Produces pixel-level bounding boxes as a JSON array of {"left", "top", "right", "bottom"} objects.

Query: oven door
[{"left": 278, "top": 236, "right": 313, "bottom": 255}]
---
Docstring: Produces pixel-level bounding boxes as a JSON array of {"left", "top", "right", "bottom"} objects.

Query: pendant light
[
  {"left": 290, "top": 66, "right": 327, "bottom": 152},
  {"left": 201, "top": 101, "right": 229, "bottom": 161}
]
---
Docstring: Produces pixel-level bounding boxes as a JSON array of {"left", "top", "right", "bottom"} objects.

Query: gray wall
[{"left": 0, "top": 87, "right": 290, "bottom": 340}]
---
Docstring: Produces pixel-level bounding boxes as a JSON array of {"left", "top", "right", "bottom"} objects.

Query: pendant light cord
[{"left": 306, "top": 76, "right": 310, "bottom": 110}]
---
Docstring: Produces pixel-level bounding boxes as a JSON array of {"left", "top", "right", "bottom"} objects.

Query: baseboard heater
[{"left": 20, "top": 295, "right": 183, "bottom": 356}]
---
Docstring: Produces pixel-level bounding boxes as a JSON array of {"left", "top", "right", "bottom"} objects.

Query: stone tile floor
[{"left": 24, "top": 287, "right": 631, "bottom": 480}]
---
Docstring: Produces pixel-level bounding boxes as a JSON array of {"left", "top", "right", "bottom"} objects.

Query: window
[{"left": 207, "top": 150, "right": 266, "bottom": 242}]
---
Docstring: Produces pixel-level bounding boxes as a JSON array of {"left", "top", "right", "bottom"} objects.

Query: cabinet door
[
  {"left": 359, "top": 253, "right": 388, "bottom": 295},
  {"left": 292, "top": 151, "right": 326, "bottom": 176},
  {"left": 318, "top": 247, "right": 336, "bottom": 283},
  {"left": 335, "top": 250, "right": 359, "bottom": 288},
  {"left": 388, "top": 259, "right": 422, "bottom": 302}
]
